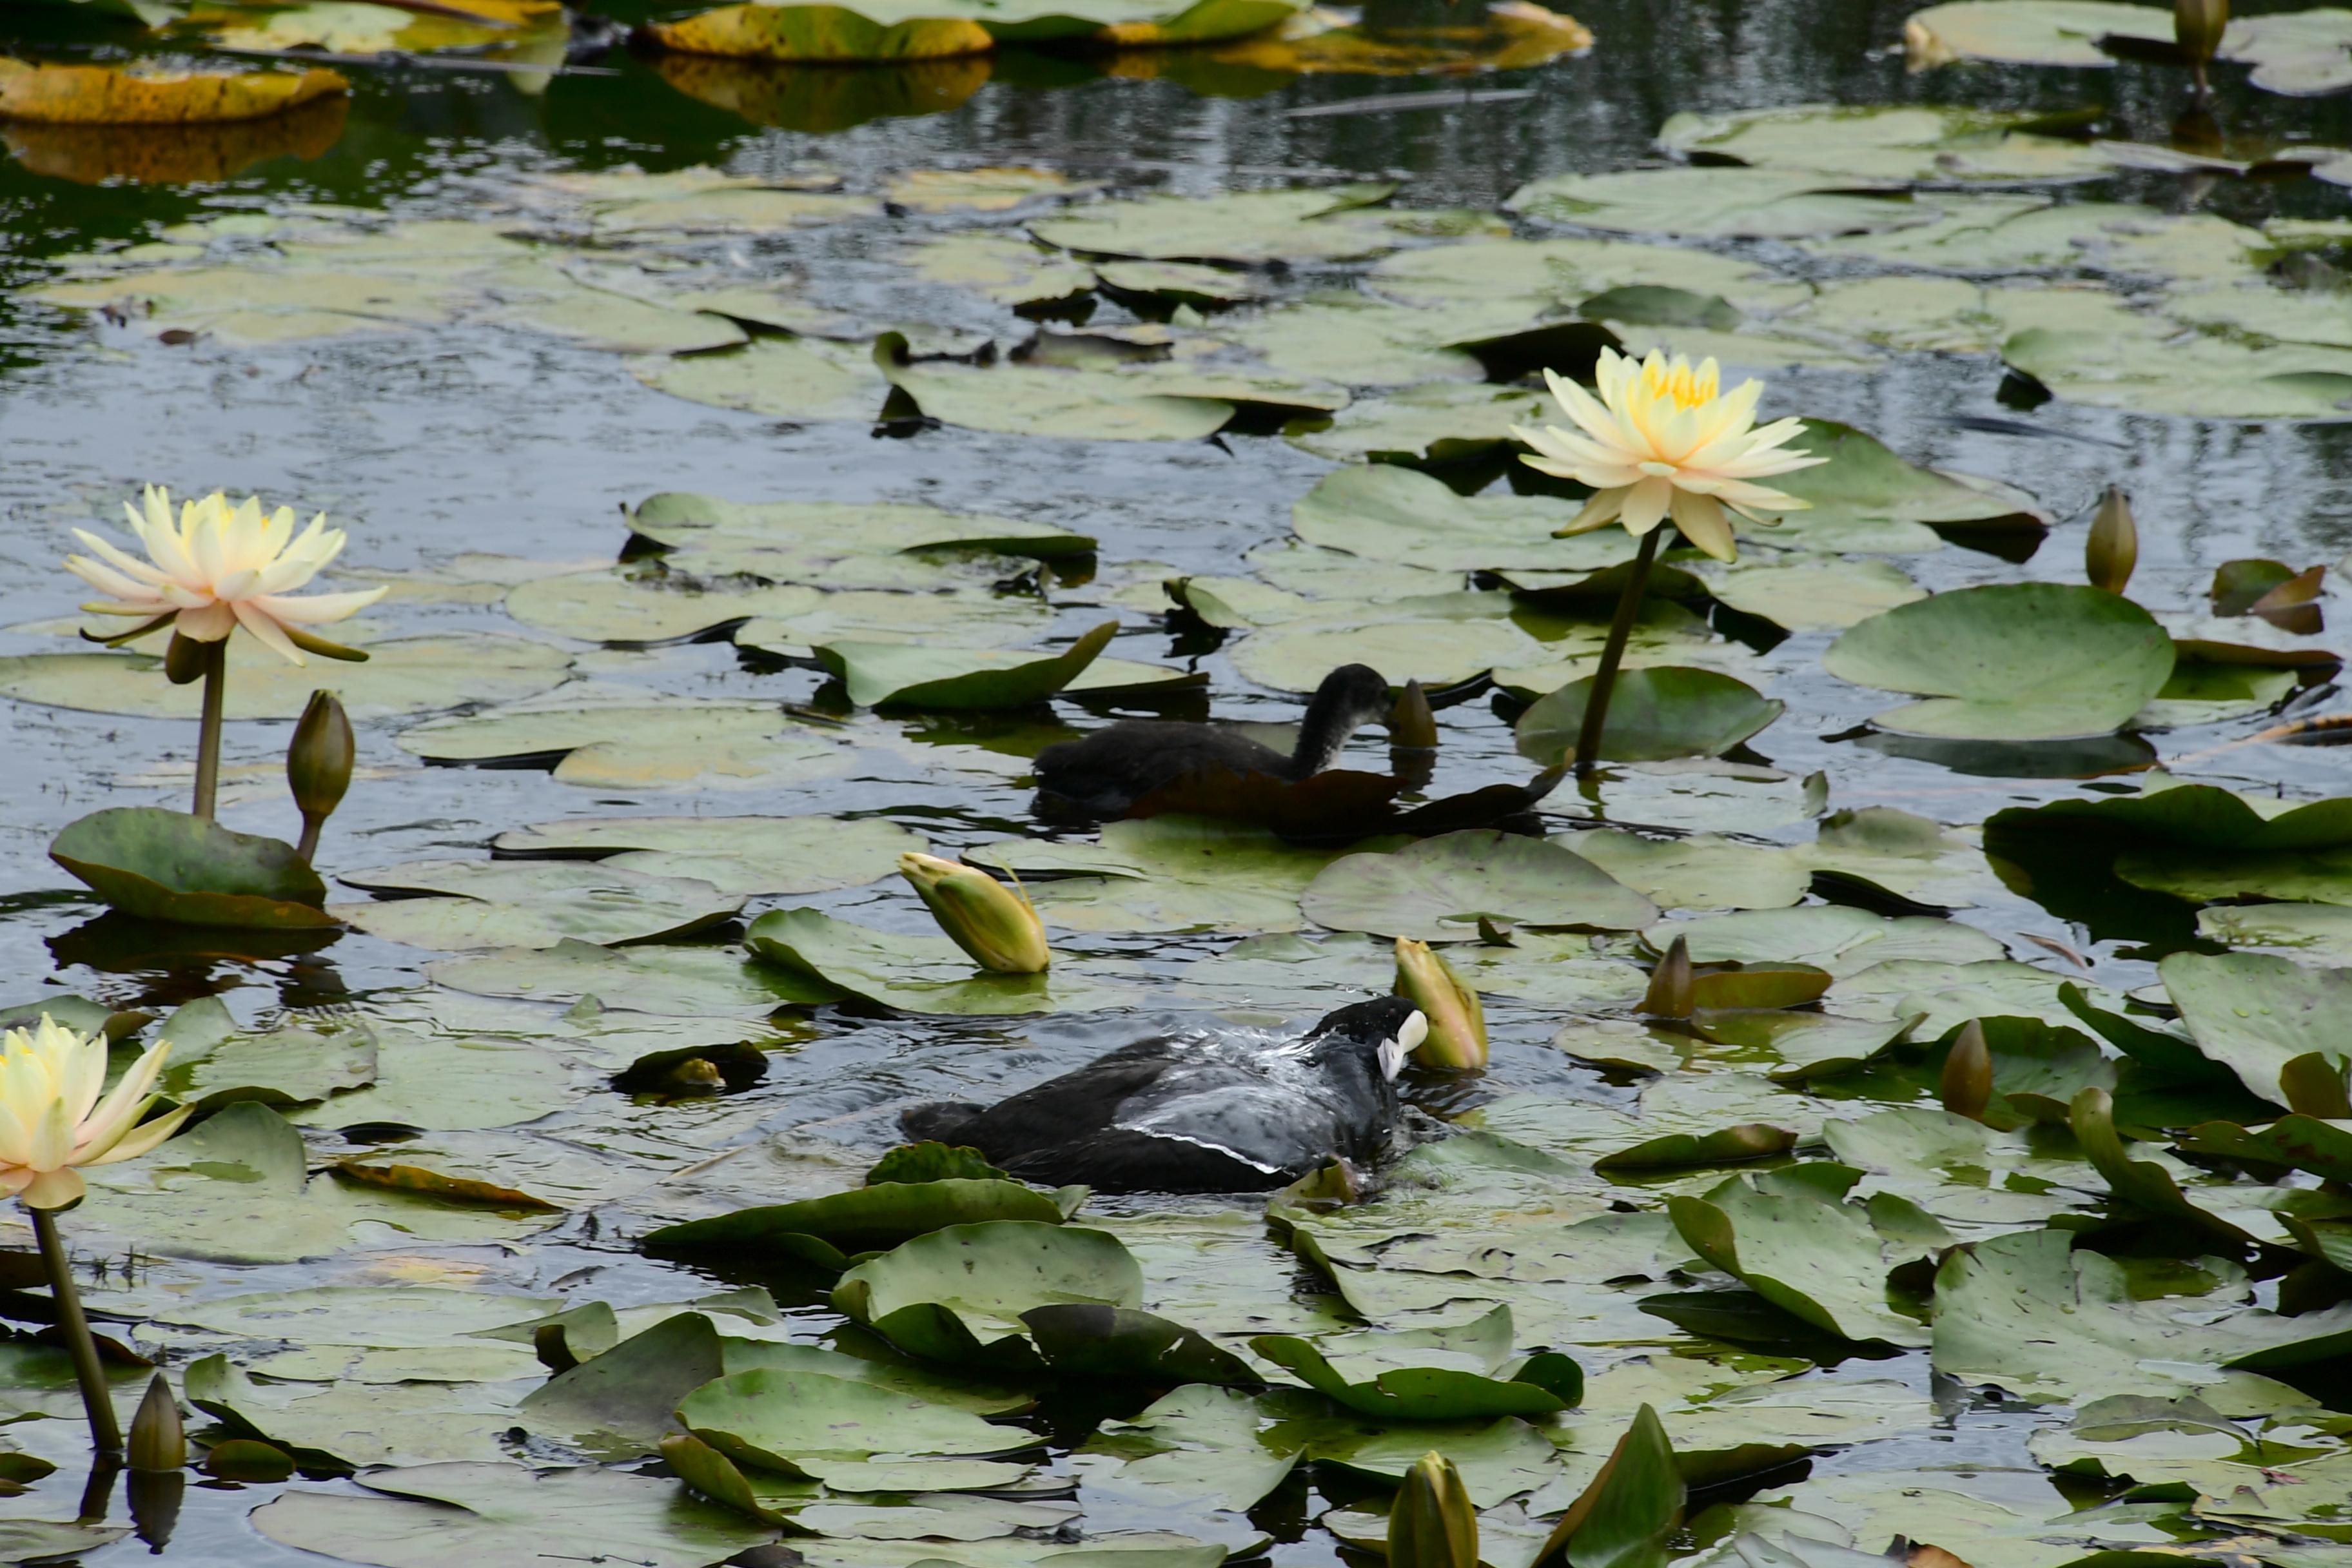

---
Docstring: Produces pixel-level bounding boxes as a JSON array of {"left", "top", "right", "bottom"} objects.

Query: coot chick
[
  {"left": 902, "top": 997, "right": 1426, "bottom": 1194},
  {"left": 1033, "top": 663, "right": 1393, "bottom": 817}
]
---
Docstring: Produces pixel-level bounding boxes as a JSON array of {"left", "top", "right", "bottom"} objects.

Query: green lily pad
[
  {"left": 1932, "top": 1227, "right": 2352, "bottom": 1409},
  {"left": 2159, "top": 951, "right": 2352, "bottom": 1105},
  {"left": 164, "top": 1018, "right": 379, "bottom": 1110},
  {"left": 2199, "top": 901, "right": 2352, "bottom": 961},
  {"left": 1030, "top": 183, "right": 1477, "bottom": 265},
  {"left": 430, "top": 938, "right": 836, "bottom": 1015},
  {"left": 816, "top": 622, "right": 1126, "bottom": 709},
  {"left": 1515, "top": 668, "right": 1783, "bottom": 765},
  {"left": 1301, "top": 828, "right": 1658, "bottom": 939},
  {"left": 832, "top": 1220, "right": 1145, "bottom": 1373},
  {"left": 1770, "top": 421, "right": 2046, "bottom": 543},
  {"left": 632, "top": 335, "right": 890, "bottom": 422},
  {"left": 331, "top": 860, "right": 743, "bottom": 951},
  {"left": 51, "top": 807, "right": 332, "bottom": 930},
  {"left": 519, "top": 1311, "right": 725, "bottom": 1458},
  {"left": 626, "top": 491, "right": 1095, "bottom": 582},
  {"left": 905, "top": 231, "right": 1096, "bottom": 306},
  {"left": 646, "top": 1179, "right": 1081, "bottom": 1269},
  {"left": 979, "top": 816, "right": 1359, "bottom": 935},
  {"left": 1285, "top": 383, "right": 1551, "bottom": 466},
  {"left": 1986, "top": 774, "right": 2352, "bottom": 853},
  {"left": 1077, "top": 1384, "right": 1302, "bottom": 1513},
  {"left": 251, "top": 1460, "right": 776, "bottom": 1567},
  {"left": 2003, "top": 313, "right": 2352, "bottom": 421},
  {"left": 395, "top": 685, "right": 847, "bottom": 790},
  {"left": 746, "top": 908, "right": 1135, "bottom": 1015},
  {"left": 1291, "top": 463, "right": 1627, "bottom": 572},
  {"left": 1531, "top": 1404, "right": 1683, "bottom": 1568},
  {"left": 1900, "top": 0, "right": 2178, "bottom": 65},
  {"left": 1822, "top": 1107, "right": 2097, "bottom": 1233},
  {"left": 1824, "top": 583, "right": 2175, "bottom": 740},
  {"left": 1659, "top": 103, "right": 2113, "bottom": 184},
  {"left": 492, "top": 814, "right": 923, "bottom": 899},
  {"left": 0, "top": 632, "right": 569, "bottom": 721},
  {"left": 184, "top": 1357, "right": 525, "bottom": 1469},
  {"left": 1703, "top": 560, "right": 1925, "bottom": 632},
  {"left": 1669, "top": 1167, "right": 1936, "bottom": 1346},
  {"left": 1251, "top": 1305, "right": 1578, "bottom": 1420},
  {"left": 1507, "top": 166, "right": 1934, "bottom": 240}
]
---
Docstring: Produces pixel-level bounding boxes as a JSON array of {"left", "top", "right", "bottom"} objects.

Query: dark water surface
[{"left": 0, "top": 0, "right": 2348, "bottom": 1560}]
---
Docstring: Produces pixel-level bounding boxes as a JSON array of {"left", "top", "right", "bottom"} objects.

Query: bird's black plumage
[
  {"left": 1032, "top": 663, "right": 1393, "bottom": 818},
  {"left": 901, "top": 997, "right": 1426, "bottom": 1194}
]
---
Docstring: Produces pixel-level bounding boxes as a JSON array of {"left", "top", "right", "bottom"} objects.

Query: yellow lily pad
[{"left": 0, "top": 59, "right": 348, "bottom": 124}]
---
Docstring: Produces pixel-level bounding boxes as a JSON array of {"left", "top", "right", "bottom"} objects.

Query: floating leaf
[
  {"left": 627, "top": 491, "right": 1095, "bottom": 582},
  {"left": 646, "top": 1179, "right": 1079, "bottom": 1270},
  {"left": 1901, "top": 0, "right": 2180, "bottom": 66},
  {"left": 747, "top": 908, "right": 1136, "bottom": 1015},
  {"left": 331, "top": 860, "right": 743, "bottom": 951},
  {"left": 1030, "top": 182, "right": 1462, "bottom": 265},
  {"left": 520, "top": 1313, "right": 724, "bottom": 1458},
  {"left": 640, "top": 3, "right": 994, "bottom": 61},
  {"left": 1658, "top": 103, "right": 2113, "bottom": 184},
  {"left": 816, "top": 622, "right": 1130, "bottom": 709},
  {"left": 0, "top": 633, "right": 569, "bottom": 721},
  {"left": 1507, "top": 167, "right": 1934, "bottom": 240},
  {"left": 1824, "top": 583, "right": 2174, "bottom": 740},
  {"left": 1667, "top": 1167, "right": 1936, "bottom": 1345},
  {"left": 1285, "top": 382, "right": 1551, "bottom": 466},
  {"left": 0, "top": 59, "right": 347, "bottom": 124},
  {"left": 1300, "top": 828, "right": 1658, "bottom": 939},
  {"left": 1251, "top": 1306, "right": 1576, "bottom": 1420},
  {"left": 51, "top": 807, "right": 331, "bottom": 930},
  {"left": 429, "top": 938, "right": 833, "bottom": 1016},
  {"left": 492, "top": 814, "right": 922, "bottom": 899},
  {"left": 1515, "top": 667, "right": 1783, "bottom": 765},
  {"left": 2159, "top": 951, "right": 2352, "bottom": 1105},
  {"left": 832, "top": 1220, "right": 1144, "bottom": 1373},
  {"left": 250, "top": 1462, "right": 775, "bottom": 1568}
]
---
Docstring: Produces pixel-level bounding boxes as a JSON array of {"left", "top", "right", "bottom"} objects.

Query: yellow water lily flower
[
  {"left": 899, "top": 852, "right": 1051, "bottom": 974},
  {"left": 0, "top": 1016, "right": 189, "bottom": 1210},
  {"left": 1513, "top": 348, "right": 1826, "bottom": 562},
  {"left": 65, "top": 485, "right": 386, "bottom": 664}
]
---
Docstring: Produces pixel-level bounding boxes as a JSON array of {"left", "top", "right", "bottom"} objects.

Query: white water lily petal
[
  {"left": 0, "top": 1019, "right": 186, "bottom": 1209},
  {"left": 63, "top": 487, "right": 384, "bottom": 664},
  {"left": 1519, "top": 346, "right": 1826, "bottom": 562}
]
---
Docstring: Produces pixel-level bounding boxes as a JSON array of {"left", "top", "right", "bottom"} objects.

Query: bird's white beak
[{"left": 1378, "top": 1011, "right": 1427, "bottom": 1081}]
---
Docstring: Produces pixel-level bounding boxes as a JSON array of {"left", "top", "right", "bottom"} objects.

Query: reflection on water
[
  {"left": 649, "top": 49, "right": 992, "bottom": 132},
  {"left": 1, "top": 93, "right": 347, "bottom": 184}
]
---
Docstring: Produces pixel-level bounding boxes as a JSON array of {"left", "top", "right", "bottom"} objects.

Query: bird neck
[{"left": 1289, "top": 691, "right": 1371, "bottom": 776}]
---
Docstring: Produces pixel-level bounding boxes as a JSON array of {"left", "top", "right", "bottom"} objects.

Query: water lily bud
[
  {"left": 1389, "top": 680, "right": 1439, "bottom": 749},
  {"left": 1642, "top": 935, "right": 1694, "bottom": 1020},
  {"left": 2175, "top": 0, "right": 2226, "bottom": 62},
  {"left": 899, "top": 852, "right": 1050, "bottom": 974},
  {"left": 1393, "top": 938, "right": 1487, "bottom": 1069},
  {"left": 1941, "top": 1020, "right": 1994, "bottom": 1122},
  {"left": 128, "top": 1374, "right": 184, "bottom": 1473},
  {"left": 162, "top": 631, "right": 211, "bottom": 686},
  {"left": 1389, "top": 1451, "right": 1478, "bottom": 1568},
  {"left": 2086, "top": 486, "right": 2138, "bottom": 595},
  {"left": 288, "top": 690, "right": 354, "bottom": 863}
]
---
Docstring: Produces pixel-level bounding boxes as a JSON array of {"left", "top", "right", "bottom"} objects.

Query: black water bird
[
  {"left": 1032, "top": 663, "right": 1393, "bottom": 817},
  {"left": 901, "top": 997, "right": 1427, "bottom": 1193}
]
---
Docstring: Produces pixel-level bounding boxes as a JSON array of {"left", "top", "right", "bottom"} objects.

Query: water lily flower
[
  {"left": 899, "top": 852, "right": 1051, "bottom": 974},
  {"left": 1393, "top": 939, "right": 1486, "bottom": 1069},
  {"left": 1389, "top": 1451, "right": 1478, "bottom": 1568},
  {"left": 0, "top": 1015, "right": 189, "bottom": 1210},
  {"left": 1513, "top": 349, "right": 1826, "bottom": 562},
  {"left": 65, "top": 485, "right": 385, "bottom": 665}
]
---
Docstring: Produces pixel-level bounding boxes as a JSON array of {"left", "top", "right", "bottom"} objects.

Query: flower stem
[
  {"left": 191, "top": 641, "right": 226, "bottom": 823},
  {"left": 30, "top": 1208, "right": 121, "bottom": 1460},
  {"left": 1573, "top": 527, "right": 1663, "bottom": 777}
]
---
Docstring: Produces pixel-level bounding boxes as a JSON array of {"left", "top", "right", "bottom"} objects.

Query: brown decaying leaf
[
  {"left": 331, "top": 1161, "right": 562, "bottom": 1211},
  {"left": 0, "top": 59, "right": 348, "bottom": 126}
]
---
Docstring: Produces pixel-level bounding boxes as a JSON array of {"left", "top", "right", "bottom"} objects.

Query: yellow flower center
[{"left": 1638, "top": 357, "right": 1720, "bottom": 411}]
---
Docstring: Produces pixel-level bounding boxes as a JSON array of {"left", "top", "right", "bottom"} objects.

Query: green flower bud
[
  {"left": 1641, "top": 934, "right": 1694, "bottom": 1020},
  {"left": 1389, "top": 1451, "right": 1478, "bottom": 1568},
  {"left": 288, "top": 690, "right": 353, "bottom": 863},
  {"left": 2175, "top": 0, "right": 2226, "bottom": 62},
  {"left": 899, "top": 853, "right": 1051, "bottom": 974},
  {"left": 1941, "top": 1019, "right": 1993, "bottom": 1122},
  {"left": 128, "top": 1373, "right": 185, "bottom": 1473},
  {"left": 2085, "top": 485, "right": 2137, "bottom": 595},
  {"left": 1393, "top": 938, "right": 1486, "bottom": 1069},
  {"left": 162, "top": 631, "right": 214, "bottom": 687},
  {"left": 1389, "top": 679, "right": 1439, "bottom": 749}
]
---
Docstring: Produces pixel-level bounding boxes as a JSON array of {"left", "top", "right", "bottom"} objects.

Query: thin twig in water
[{"left": 2168, "top": 712, "right": 2352, "bottom": 765}]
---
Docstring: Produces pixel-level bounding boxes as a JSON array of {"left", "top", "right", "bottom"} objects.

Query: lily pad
[
  {"left": 1824, "top": 583, "right": 2175, "bottom": 740},
  {"left": 1901, "top": 0, "right": 2179, "bottom": 66},
  {"left": 1284, "top": 382, "right": 1552, "bottom": 465},
  {"left": 816, "top": 622, "right": 1127, "bottom": 709},
  {"left": 1030, "top": 182, "right": 1473, "bottom": 265},
  {"left": 646, "top": 1179, "right": 1080, "bottom": 1269},
  {"left": 430, "top": 938, "right": 834, "bottom": 1015},
  {"left": 632, "top": 335, "right": 889, "bottom": 422},
  {"left": 1507, "top": 167, "right": 1934, "bottom": 240},
  {"left": 1250, "top": 1306, "right": 1579, "bottom": 1419},
  {"left": 493, "top": 814, "right": 922, "bottom": 899},
  {"left": 980, "top": 816, "right": 1357, "bottom": 934},
  {"left": 1292, "top": 463, "right": 1626, "bottom": 572},
  {"left": 1516, "top": 668, "right": 1783, "bottom": 765},
  {"left": 251, "top": 1461, "right": 776, "bottom": 1567},
  {"left": 627, "top": 491, "right": 1095, "bottom": 582},
  {"left": 1658, "top": 103, "right": 2113, "bottom": 184},
  {"left": 1770, "top": 421, "right": 2047, "bottom": 544},
  {"left": 1669, "top": 1169, "right": 1935, "bottom": 1346},
  {"left": 832, "top": 1220, "right": 1145, "bottom": 1373},
  {"left": 2159, "top": 951, "right": 2352, "bottom": 1105},
  {"left": 1301, "top": 828, "right": 1658, "bottom": 939},
  {"left": 0, "top": 632, "right": 569, "bottom": 721},
  {"left": 396, "top": 685, "right": 846, "bottom": 790},
  {"left": 331, "top": 860, "right": 742, "bottom": 950},
  {"left": 51, "top": 807, "right": 332, "bottom": 929},
  {"left": 747, "top": 908, "right": 1135, "bottom": 1015}
]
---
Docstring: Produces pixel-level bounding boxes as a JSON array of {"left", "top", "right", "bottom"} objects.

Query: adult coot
[
  {"left": 901, "top": 997, "right": 1426, "bottom": 1193},
  {"left": 1032, "top": 663, "right": 1393, "bottom": 817}
]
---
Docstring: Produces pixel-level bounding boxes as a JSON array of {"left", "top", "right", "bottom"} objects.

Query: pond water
[{"left": 1, "top": 0, "right": 2351, "bottom": 1563}]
